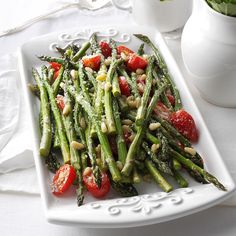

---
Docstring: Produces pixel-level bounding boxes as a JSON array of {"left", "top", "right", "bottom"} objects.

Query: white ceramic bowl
[
  {"left": 112, "top": 0, "right": 192, "bottom": 33},
  {"left": 181, "top": 0, "right": 236, "bottom": 107}
]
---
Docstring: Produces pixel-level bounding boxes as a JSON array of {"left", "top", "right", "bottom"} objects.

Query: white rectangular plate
[{"left": 18, "top": 25, "right": 235, "bottom": 228}]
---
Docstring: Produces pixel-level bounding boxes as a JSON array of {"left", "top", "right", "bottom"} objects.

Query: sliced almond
[
  {"left": 149, "top": 122, "right": 161, "bottom": 131},
  {"left": 104, "top": 57, "right": 112, "bottom": 66},
  {"left": 151, "top": 143, "right": 160, "bottom": 153},
  {"left": 136, "top": 68, "right": 144, "bottom": 75},
  {"left": 184, "top": 147, "right": 196, "bottom": 156},
  {"left": 70, "top": 69, "right": 78, "bottom": 80},
  {"left": 70, "top": 141, "right": 85, "bottom": 150},
  {"left": 62, "top": 104, "right": 71, "bottom": 116},
  {"left": 85, "top": 67, "right": 93, "bottom": 73},
  {"left": 116, "top": 161, "right": 123, "bottom": 171},
  {"left": 121, "top": 119, "right": 133, "bottom": 125},
  {"left": 120, "top": 52, "right": 128, "bottom": 61},
  {"left": 101, "top": 121, "right": 108, "bottom": 133}
]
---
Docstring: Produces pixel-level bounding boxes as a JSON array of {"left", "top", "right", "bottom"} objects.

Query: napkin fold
[
  {"left": 0, "top": 53, "right": 235, "bottom": 205},
  {"left": 0, "top": 54, "right": 39, "bottom": 194}
]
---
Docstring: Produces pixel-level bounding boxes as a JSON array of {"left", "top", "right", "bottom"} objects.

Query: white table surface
[{"left": 0, "top": 1, "right": 236, "bottom": 235}]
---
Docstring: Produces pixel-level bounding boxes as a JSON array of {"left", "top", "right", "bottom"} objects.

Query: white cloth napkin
[{"left": 0, "top": 54, "right": 39, "bottom": 194}]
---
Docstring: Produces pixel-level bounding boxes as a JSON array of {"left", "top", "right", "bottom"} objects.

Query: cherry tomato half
[
  {"left": 52, "top": 164, "right": 76, "bottom": 195},
  {"left": 127, "top": 54, "right": 148, "bottom": 72},
  {"left": 116, "top": 45, "right": 134, "bottom": 56},
  {"left": 99, "top": 41, "right": 112, "bottom": 58},
  {"left": 118, "top": 76, "right": 131, "bottom": 97},
  {"left": 50, "top": 62, "right": 61, "bottom": 71},
  {"left": 170, "top": 109, "right": 198, "bottom": 142},
  {"left": 83, "top": 169, "right": 110, "bottom": 198},
  {"left": 82, "top": 55, "right": 101, "bottom": 71},
  {"left": 56, "top": 95, "right": 65, "bottom": 111}
]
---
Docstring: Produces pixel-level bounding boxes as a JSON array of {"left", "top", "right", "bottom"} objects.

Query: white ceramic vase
[{"left": 181, "top": 0, "right": 236, "bottom": 107}]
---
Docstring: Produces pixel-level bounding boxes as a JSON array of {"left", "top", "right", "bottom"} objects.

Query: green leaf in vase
[{"left": 206, "top": 0, "right": 236, "bottom": 16}]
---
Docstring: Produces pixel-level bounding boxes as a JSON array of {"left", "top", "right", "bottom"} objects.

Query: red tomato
[
  {"left": 82, "top": 55, "right": 101, "bottom": 71},
  {"left": 99, "top": 41, "right": 112, "bottom": 58},
  {"left": 170, "top": 109, "right": 198, "bottom": 142},
  {"left": 52, "top": 164, "right": 77, "bottom": 195},
  {"left": 53, "top": 70, "right": 60, "bottom": 81},
  {"left": 50, "top": 62, "right": 61, "bottom": 71},
  {"left": 153, "top": 101, "right": 172, "bottom": 121},
  {"left": 116, "top": 45, "right": 134, "bottom": 56},
  {"left": 118, "top": 76, "right": 131, "bottom": 96},
  {"left": 83, "top": 169, "right": 110, "bottom": 198},
  {"left": 166, "top": 94, "right": 175, "bottom": 106},
  {"left": 127, "top": 54, "right": 148, "bottom": 72},
  {"left": 56, "top": 95, "right": 65, "bottom": 111}
]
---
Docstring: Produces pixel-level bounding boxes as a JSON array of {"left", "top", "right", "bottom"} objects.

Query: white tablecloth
[{"left": 0, "top": 1, "right": 236, "bottom": 235}]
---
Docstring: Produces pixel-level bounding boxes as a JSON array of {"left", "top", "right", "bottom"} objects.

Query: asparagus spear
[
  {"left": 85, "top": 121, "right": 102, "bottom": 188},
  {"left": 72, "top": 41, "right": 91, "bottom": 62},
  {"left": 38, "top": 55, "right": 65, "bottom": 64},
  {"left": 157, "top": 122, "right": 204, "bottom": 167},
  {"left": 145, "top": 132, "right": 160, "bottom": 145},
  {"left": 118, "top": 68, "right": 140, "bottom": 99},
  {"left": 104, "top": 59, "right": 121, "bottom": 134},
  {"left": 90, "top": 33, "right": 106, "bottom": 136},
  {"left": 122, "top": 83, "right": 166, "bottom": 176},
  {"left": 110, "top": 179, "right": 138, "bottom": 197},
  {"left": 63, "top": 112, "right": 84, "bottom": 205},
  {"left": 38, "top": 55, "right": 79, "bottom": 70},
  {"left": 145, "top": 159, "right": 173, "bottom": 192},
  {"left": 40, "top": 66, "right": 70, "bottom": 163},
  {"left": 112, "top": 71, "right": 121, "bottom": 97},
  {"left": 32, "top": 68, "right": 52, "bottom": 157},
  {"left": 28, "top": 83, "right": 40, "bottom": 98},
  {"left": 52, "top": 121, "right": 60, "bottom": 150},
  {"left": 134, "top": 34, "right": 182, "bottom": 111},
  {"left": 173, "top": 170, "right": 189, "bottom": 188},
  {"left": 63, "top": 76, "right": 85, "bottom": 205},
  {"left": 71, "top": 69, "right": 87, "bottom": 146},
  {"left": 48, "top": 67, "right": 55, "bottom": 85},
  {"left": 68, "top": 86, "right": 122, "bottom": 182},
  {"left": 45, "top": 151, "right": 61, "bottom": 173},
  {"left": 142, "top": 142, "right": 173, "bottom": 176},
  {"left": 153, "top": 70, "right": 174, "bottom": 111},
  {"left": 78, "top": 62, "right": 92, "bottom": 102},
  {"left": 133, "top": 166, "right": 142, "bottom": 184},
  {"left": 135, "top": 56, "right": 155, "bottom": 126},
  {"left": 84, "top": 70, "right": 97, "bottom": 91},
  {"left": 73, "top": 103, "right": 86, "bottom": 145},
  {"left": 137, "top": 43, "right": 145, "bottom": 56},
  {"left": 52, "top": 65, "right": 64, "bottom": 96},
  {"left": 103, "top": 40, "right": 123, "bottom": 134},
  {"left": 169, "top": 148, "right": 227, "bottom": 191},
  {"left": 113, "top": 98, "right": 127, "bottom": 165}
]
